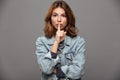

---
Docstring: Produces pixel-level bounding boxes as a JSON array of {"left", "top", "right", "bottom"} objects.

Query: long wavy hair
[{"left": 44, "top": 0, "right": 78, "bottom": 38}]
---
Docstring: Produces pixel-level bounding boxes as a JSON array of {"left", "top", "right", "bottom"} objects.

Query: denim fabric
[{"left": 36, "top": 36, "right": 85, "bottom": 80}]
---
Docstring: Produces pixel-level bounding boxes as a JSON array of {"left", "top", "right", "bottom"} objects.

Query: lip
[{"left": 56, "top": 24, "right": 62, "bottom": 27}]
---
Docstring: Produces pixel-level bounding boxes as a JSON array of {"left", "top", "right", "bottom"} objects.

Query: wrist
[
  {"left": 55, "top": 36, "right": 61, "bottom": 44},
  {"left": 51, "top": 51, "right": 58, "bottom": 59},
  {"left": 54, "top": 40, "right": 59, "bottom": 45},
  {"left": 51, "top": 41, "right": 59, "bottom": 53}
]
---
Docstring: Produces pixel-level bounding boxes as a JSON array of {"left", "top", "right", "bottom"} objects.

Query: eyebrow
[{"left": 52, "top": 12, "right": 66, "bottom": 15}]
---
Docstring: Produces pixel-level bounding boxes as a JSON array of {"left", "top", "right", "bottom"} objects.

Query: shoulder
[
  {"left": 65, "top": 35, "right": 85, "bottom": 47},
  {"left": 36, "top": 36, "right": 47, "bottom": 42},
  {"left": 36, "top": 36, "right": 54, "bottom": 45},
  {"left": 72, "top": 36, "right": 86, "bottom": 52},
  {"left": 71, "top": 36, "right": 85, "bottom": 44},
  {"left": 36, "top": 36, "right": 47, "bottom": 44},
  {"left": 70, "top": 36, "right": 85, "bottom": 49}
]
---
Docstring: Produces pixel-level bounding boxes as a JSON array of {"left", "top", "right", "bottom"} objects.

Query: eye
[
  {"left": 52, "top": 14, "right": 57, "bottom": 17},
  {"left": 62, "top": 14, "right": 66, "bottom": 17}
]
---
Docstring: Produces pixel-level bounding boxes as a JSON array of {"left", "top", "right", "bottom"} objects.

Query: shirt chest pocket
[{"left": 65, "top": 51, "right": 75, "bottom": 64}]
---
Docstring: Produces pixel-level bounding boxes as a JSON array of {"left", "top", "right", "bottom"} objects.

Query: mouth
[{"left": 57, "top": 24, "right": 62, "bottom": 27}]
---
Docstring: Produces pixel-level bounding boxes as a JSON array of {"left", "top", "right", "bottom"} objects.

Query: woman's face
[{"left": 51, "top": 7, "right": 67, "bottom": 30}]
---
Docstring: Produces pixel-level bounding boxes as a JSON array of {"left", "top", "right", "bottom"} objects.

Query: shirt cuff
[
  {"left": 61, "top": 65, "right": 68, "bottom": 75},
  {"left": 45, "top": 51, "right": 59, "bottom": 63},
  {"left": 51, "top": 51, "right": 58, "bottom": 59},
  {"left": 56, "top": 63, "right": 66, "bottom": 78}
]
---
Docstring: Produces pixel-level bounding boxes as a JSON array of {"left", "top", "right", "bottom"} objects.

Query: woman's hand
[
  {"left": 55, "top": 24, "right": 66, "bottom": 44},
  {"left": 51, "top": 24, "right": 66, "bottom": 53}
]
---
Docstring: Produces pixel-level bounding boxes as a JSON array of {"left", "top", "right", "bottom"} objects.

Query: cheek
[
  {"left": 51, "top": 18, "right": 56, "bottom": 25},
  {"left": 51, "top": 18, "right": 56, "bottom": 22},
  {"left": 51, "top": 18, "right": 57, "bottom": 29},
  {"left": 63, "top": 19, "right": 67, "bottom": 25}
]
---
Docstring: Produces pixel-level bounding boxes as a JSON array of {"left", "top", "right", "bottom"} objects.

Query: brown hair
[{"left": 44, "top": 0, "right": 78, "bottom": 38}]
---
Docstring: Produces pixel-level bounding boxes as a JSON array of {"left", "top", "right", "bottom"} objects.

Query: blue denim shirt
[{"left": 36, "top": 35, "right": 85, "bottom": 80}]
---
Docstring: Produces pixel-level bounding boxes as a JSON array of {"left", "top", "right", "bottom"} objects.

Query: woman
[{"left": 36, "top": 0, "right": 85, "bottom": 80}]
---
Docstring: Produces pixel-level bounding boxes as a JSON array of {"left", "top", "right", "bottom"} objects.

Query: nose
[{"left": 57, "top": 16, "right": 61, "bottom": 22}]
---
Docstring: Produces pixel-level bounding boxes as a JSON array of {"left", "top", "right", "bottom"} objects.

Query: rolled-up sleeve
[
  {"left": 61, "top": 37, "right": 85, "bottom": 79},
  {"left": 36, "top": 37, "right": 59, "bottom": 74}
]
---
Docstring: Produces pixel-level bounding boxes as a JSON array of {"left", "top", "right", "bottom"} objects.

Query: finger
[{"left": 57, "top": 24, "right": 60, "bottom": 31}]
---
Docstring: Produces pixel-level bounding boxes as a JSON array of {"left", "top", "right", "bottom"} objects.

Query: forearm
[
  {"left": 36, "top": 51, "right": 59, "bottom": 74},
  {"left": 51, "top": 41, "right": 59, "bottom": 53},
  {"left": 61, "top": 53, "right": 85, "bottom": 79}
]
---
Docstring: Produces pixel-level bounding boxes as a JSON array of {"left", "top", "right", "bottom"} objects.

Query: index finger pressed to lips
[{"left": 57, "top": 24, "right": 60, "bottom": 31}]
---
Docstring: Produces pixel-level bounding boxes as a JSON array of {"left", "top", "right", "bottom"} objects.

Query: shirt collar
[{"left": 47, "top": 36, "right": 71, "bottom": 46}]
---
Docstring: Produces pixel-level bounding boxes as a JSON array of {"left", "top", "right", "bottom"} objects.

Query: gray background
[{"left": 0, "top": 0, "right": 120, "bottom": 80}]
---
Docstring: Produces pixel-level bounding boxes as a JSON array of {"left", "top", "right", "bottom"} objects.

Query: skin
[
  {"left": 50, "top": 7, "right": 67, "bottom": 73},
  {"left": 51, "top": 7, "right": 67, "bottom": 53},
  {"left": 51, "top": 7, "right": 67, "bottom": 30}
]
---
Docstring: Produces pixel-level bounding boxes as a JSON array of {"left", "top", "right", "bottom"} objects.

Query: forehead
[{"left": 52, "top": 7, "right": 65, "bottom": 14}]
